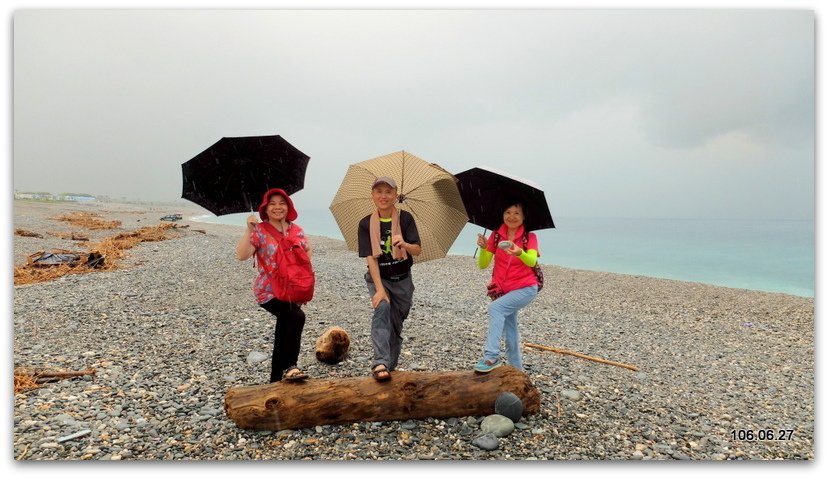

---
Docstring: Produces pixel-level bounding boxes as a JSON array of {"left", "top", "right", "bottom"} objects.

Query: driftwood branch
[
  {"left": 524, "top": 342, "right": 639, "bottom": 371},
  {"left": 36, "top": 368, "right": 97, "bottom": 379},
  {"left": 35, "top": 368, "right": 97, "bottom": 383},
  {"left": 15, "top": 367, "right": 97, "bottom": 392}
]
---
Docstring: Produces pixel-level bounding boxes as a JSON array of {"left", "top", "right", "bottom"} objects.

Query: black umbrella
[
  {"left": 455, "top": 166, "right": 555, "bottom": 232},
  {"left": 181, "top": 134, "right": 310, "bottom": 216}
]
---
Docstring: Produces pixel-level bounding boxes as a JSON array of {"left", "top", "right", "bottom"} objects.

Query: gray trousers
[{"left": 365, "top": 272, "right": 414, "bottom": 371}]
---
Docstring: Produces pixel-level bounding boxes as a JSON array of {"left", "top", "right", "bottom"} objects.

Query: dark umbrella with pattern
[
  {"left": 181, "top": 134, "right": 310, "bottom": 216},
  {"left": 455, "top": 166, "right": 555, "bottom": 232}
]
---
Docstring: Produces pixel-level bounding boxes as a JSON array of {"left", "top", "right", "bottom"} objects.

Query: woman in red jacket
[{"left": 473, "top": 200, "right": 540, "bottom": 373}]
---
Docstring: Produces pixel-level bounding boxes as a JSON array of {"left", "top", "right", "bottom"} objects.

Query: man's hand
[
  {"left": 371, "top": 289, "right": 390, "bottom": 308},
  {"left": 392, "top": 234, "right": 406, "bottom": 248}
]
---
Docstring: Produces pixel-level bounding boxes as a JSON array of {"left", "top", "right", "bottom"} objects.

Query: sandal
[
  {"left": 372, "top": 364, "right": 391, "bottom": 382},
  {"left": 282, "top": 366, "right": 309, "bottom": 382}
]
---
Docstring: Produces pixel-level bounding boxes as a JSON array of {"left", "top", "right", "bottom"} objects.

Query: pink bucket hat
[{"left": 258, "top": 188, "right": 298, "bottom": 222}]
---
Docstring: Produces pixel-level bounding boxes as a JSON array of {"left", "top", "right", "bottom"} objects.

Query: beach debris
[
  {"left": 91, "top": 223, "right": 177, "bottom": 262},
  {"left": 56, "top": 429, "right": 92, "bottom": 443},
  {"left": 15, "top": 228, "right": 43, "bottom": 238},
  {"left": 50, "top": 211, "right": 121, "bottom": 230},
  {"left": 13, "top": 367, "right": 96, "bottom": 393},
  {"left": 14, "top": 222, "right": 179, "bottom": 285},
  {"left": 13, "top": 370, "right": 42, "bottom": 393},
  {"left": 35, "top": 368, "right": 97, "bottom": 383},
  {"left": 524, "top": 342, "right": 639, "bottom": 371},
  {"left": 48, "top": 231, "right": 90, "bottom": 241},
  {"left": 28, "top": 250, "right": 82, "bottom": 267},
  {"left": 315, "top": 327, "right": 351, "bottom": 364},
  {"left": 85, "top": 252, "right": 105, "bottom": 268},
  {"left": 24, "top": 249, "right": 104, "bottom": 270},
  {"left": 160, "top": 213, "right": 183, "bottom": 221}
]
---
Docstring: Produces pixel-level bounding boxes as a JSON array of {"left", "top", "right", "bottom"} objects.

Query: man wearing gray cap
[{"left": 357, "top": 176, "right": 422, "bottom": 381}]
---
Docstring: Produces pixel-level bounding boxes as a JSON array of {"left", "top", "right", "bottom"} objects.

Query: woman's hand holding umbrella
[{"left": 246, "top": 214, "right": 258, "bottom": 231}]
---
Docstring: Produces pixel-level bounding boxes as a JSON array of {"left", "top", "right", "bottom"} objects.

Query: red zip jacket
[{"left": 479, "top": 224, "right": 540, "bottom": 294}]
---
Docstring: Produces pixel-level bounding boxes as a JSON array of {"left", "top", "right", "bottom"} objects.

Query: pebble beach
[{"left": 11, "top": 200, "right": 815, "bottom": 461}]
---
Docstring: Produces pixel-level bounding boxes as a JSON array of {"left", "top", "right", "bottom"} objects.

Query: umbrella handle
[
  {"left": 473, "top": 228, "right": 488, "bottom": 259},
  {"left": 250, "top": 204, "right": 258, "bottom": 268}
]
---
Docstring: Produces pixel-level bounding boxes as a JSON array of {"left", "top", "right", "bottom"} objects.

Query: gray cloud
[{"left": 12, "top": 9, "right": 814, "bottom": 219}]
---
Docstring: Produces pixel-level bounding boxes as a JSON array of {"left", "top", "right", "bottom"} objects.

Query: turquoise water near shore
[{"left": 194, "top": 211, "right": 814, "bottom": 298}]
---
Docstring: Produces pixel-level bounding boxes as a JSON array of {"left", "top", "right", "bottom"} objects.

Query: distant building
[
  {"left": 61, "top": 194, "right": 97, "bottom": 203},
  {"left": 14, "top": 191, "right": 54, "bottom": 200}
]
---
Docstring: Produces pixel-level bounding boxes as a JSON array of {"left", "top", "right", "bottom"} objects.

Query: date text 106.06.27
[{"left": 730, "top": 429, "right": 794, "bottom": 441}]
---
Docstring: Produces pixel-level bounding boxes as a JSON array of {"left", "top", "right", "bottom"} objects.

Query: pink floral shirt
[{"left": 249, "top": 222, "right": 309, "bottom": 304}]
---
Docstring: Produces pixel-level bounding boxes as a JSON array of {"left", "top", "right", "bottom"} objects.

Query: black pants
[{"left": 260, "top": 298, "right": 306, "bottom": 383}]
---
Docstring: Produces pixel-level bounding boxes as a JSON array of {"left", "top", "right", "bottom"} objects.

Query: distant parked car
[{"left": 160, "top": 213, "right": 183, "bottom": 221}]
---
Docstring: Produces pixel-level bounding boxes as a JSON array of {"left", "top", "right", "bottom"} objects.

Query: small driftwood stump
[
  {"left": 315, "top": 327, "right": 350, "bottom": 364},
  {"left": 224, "top": 366, "right": 540, "bottom": 431}
]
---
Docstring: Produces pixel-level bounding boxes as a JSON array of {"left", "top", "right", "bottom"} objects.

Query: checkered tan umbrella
[{"left": 329, "top": 150, "right": 468, "bottom": 263}]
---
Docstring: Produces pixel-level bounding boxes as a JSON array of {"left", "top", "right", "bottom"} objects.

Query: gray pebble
[
  {"left": 246, "top": 351, "right": 269, "bottom": 365},
  {"left": 471, "top": 433, "right": 499, "bottom": 451},
  {"left": 480, "top": 414, "right": 514, "bottom": 437},
  {"left": 560, "top": 390, "right": 582, "bottom": 401}
]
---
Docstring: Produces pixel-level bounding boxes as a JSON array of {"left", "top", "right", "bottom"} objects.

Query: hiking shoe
[{"left": 473, "top": 358, "right": 503, "bottom": 373}]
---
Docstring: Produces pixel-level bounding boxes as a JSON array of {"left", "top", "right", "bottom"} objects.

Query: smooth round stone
[
  {"left": 480, "top": 414, "right": 515, "bottom": 437},
  {"left": 471, "top": 433, "right": 499, "bottom": 451},
  {"left": 495, "top": 392, "right": 524, "bottom": 422},
  {"left": 246, "top": 351, "right": 268, "bottom": 365},
  {"left": 561, "top": 390, "right": 582, "bottom": 401}
]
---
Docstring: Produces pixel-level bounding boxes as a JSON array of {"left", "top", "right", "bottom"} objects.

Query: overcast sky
[
  {"left": 11, "top": 8, "right": 814, "bottom": 220},
  {"left": 1, "top": 2, "right": 824, "bottom": 475}
]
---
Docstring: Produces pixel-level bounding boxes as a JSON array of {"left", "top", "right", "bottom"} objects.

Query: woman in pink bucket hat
[{"left": 235, "top": 188, "right": 313, "bottom": 382}]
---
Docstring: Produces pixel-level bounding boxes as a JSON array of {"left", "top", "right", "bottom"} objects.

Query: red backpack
[{"left": 260, "top": 223, "right": 315, "bottom": 304}]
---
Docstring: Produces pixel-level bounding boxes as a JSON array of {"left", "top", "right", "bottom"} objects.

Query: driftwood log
[
  {"left": 224, "top": 366, "right": 540, "bottom": 431},
  {"left": 315, "top": 327, "right": 350, "bottom": 364}
]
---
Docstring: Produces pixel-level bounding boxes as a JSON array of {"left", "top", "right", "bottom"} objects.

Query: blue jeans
[{"left": 482, "top": 285, "right": 538, "bottom": 370}]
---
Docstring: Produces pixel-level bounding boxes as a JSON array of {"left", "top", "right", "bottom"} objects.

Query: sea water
[{"left": 193, "top": 211, "right": 814, "bottom": 298}]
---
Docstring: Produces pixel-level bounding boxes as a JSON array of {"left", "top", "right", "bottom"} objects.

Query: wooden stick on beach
[
  {"left": 524, "top": 343, "right": 639, "bottom": 371},
  {"left": 34, "top": 368, "right": 97, "bottom": 383},
  {"left": 35, "top": 368, "right": 97, "bottom": 379}
]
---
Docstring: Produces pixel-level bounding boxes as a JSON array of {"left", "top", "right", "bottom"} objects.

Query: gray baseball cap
[{"left": 372, "top": 176, "right": 398, "bottom": 189}]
